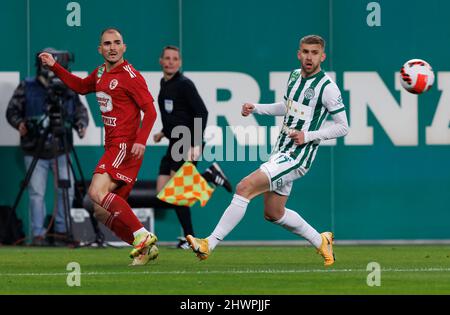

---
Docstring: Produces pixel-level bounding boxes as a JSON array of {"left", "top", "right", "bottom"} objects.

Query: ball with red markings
[{"left": 400, "top": 59, "right": 434, "bottom": 94}]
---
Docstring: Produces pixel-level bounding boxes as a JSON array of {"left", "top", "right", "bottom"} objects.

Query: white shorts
[{"left": 260, "top": 152, "right": 308, "bottom": 196}]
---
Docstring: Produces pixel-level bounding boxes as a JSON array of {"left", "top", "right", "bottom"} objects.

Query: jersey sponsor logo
[
  {"left": 287, "top": 101, "right": 313, "bottom": 120},
  {"left": 102, "top": 115, "right": 117, "bottom": 126},
  {"left": 109, "top": 79, "right": 118, "bottom": 90},
  {"left": 289, "top": 70, "right": 300, "bottom": 85},
  {"left": 97, "top": 66, "right": 105, "bottom": 78},
  {"left": 96, "top": 91, "right": 113, "bottom": 113},
  {"left": 116, "top": 172, "right": 133, "bottom": 183},
  {"left": 164, "top": 99, "right": 174, "bottom": 113},
  {"left": 304, "top": 87, "right": 315, "bottom": 100},
  {"left": 123, "top": 65, "right": 136, "bottom": 78}
]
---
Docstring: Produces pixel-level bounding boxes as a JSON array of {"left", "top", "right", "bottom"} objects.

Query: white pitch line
[{"left": 1, "top": 268, "right": 450, "bottom": 277}]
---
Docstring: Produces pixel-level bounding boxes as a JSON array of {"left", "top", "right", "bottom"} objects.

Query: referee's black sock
[{"left": 174, "top": 206, "right": 194, "bottom": 237}]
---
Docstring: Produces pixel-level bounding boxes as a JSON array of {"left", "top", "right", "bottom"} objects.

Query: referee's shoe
[{"left": 203, "top": 162, "right": 233, "bottom": 193}]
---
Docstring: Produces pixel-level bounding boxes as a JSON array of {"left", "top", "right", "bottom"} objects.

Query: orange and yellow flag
[{"left": 157, "top": 162, "right": 214, "bottom": 207}]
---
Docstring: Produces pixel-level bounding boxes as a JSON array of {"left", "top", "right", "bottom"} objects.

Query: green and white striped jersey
[{"left": 273, "top": 69, "right": 346, "bottom": 168}]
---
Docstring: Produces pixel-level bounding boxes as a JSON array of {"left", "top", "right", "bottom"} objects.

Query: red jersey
[{"left": 51, "top": 60, "right": 156, "bottom": 146}]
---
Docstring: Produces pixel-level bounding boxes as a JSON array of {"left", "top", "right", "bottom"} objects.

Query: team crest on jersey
[
  {"left": 164, "top": 99, "right": 174, "bottom": 113},
  {"left": 96, "top": 91, "right": 113, "bottom": 113},
  {"left": 289, "top": 70, "right": 300, "bottom": 85},
  {"left": 109, "top": 79, "right": 118, "bottom": 90},
  {"left": 275, "top": 178, "right": 283, "bottom": 189},
  {"left": 304, "top": 88, "right": 315, "bottom": 100}
]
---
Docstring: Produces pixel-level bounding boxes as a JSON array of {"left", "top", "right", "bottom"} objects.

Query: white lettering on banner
[
  {"left": 426, "top": 72, "right": 450, "bottom": 144},
  {"left": 0, "top": 72, "right": 20, "bottom": 145},
  {"left": 344, "top": 72, "right": 418, "bottom": 146},
  {"left": 1, "top": 71, "right": 450, "bottom": 147},
  {"left": 186, "top": 72, "right": 261, "bottom": 145}
]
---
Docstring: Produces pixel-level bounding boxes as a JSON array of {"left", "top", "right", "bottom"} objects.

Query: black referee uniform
[
  {"left": 158, "top": 71, "right": 208, "bottom": 175},
  {"left": 156, "top": 71, "right": 208, "bottom": 242}
]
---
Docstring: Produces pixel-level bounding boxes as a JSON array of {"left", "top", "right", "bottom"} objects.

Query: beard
[
  {"left": 106, "top": 58, "right": 119, "bottom": 65},
  {"left": 301, "top": 63, "right": 319, "bottom": 76},
  {"left": 105, "top": 53, "right": 122, "bottom": 65}
]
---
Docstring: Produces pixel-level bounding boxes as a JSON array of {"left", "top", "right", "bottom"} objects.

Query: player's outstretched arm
[
  {"left": 38, "top": 52, "right": 95, "bottom": 95},
  {"left": 303, "top": 110, "right": 349, "bottom": 144},
  {"left": 248, "top": 102, "right": 286, "bottom": 116}
]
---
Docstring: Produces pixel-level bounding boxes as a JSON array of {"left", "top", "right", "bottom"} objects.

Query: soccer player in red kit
[{"left": 39, "top": 28, "right": 158, "bottom": 265}]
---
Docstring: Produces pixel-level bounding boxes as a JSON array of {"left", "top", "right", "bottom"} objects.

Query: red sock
[
  {"left": 104, "top": 212, "right": 134, "bottom": 245},
  {"left": 101, "top": 193, "right": 144, "bottom": 243}
]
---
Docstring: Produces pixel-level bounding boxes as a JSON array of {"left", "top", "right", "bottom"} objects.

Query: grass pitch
[{"left": 1, "top": 245, "right": 450, "bottom": 294}]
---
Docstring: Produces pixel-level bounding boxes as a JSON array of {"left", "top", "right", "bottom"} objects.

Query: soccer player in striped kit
[
  {"left": 187, "top": 35, "right": 349, "bottom": 266},
  {"left": 39, "top": 28, "right": 158, "bottom": 265}
]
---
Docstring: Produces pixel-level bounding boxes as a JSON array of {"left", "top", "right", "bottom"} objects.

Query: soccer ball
[{"left": 400, "top": 59, "right": 434, "bottom": 94}]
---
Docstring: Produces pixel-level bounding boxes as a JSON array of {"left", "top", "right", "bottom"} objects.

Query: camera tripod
[{"left": 10, "top": 111, "right": 105, "bottom": 247}]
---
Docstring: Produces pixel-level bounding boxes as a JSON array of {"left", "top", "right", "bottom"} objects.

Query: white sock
[
  {"left": 273, "top": 208, "right": 322, "bottom": 248},
  {"left": 133, "top": 227, "right": 148, "bottom": 238},
  {"left": 207, "top": 194, "right": 250, "bottom": 250}
]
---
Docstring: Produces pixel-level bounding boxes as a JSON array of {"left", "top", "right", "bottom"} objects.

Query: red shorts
[{"left": 94, "top": 142, "right": 143, "bottom": 199}]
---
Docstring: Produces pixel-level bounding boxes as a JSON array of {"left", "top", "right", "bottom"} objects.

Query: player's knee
[
  {"left": 87, "top": 186, "right": 107, "bottom": 205},
  {"left": 82, "top": 194, "right": 94, "bottom": 213},
  {"left": 87, "top": 187, "right": 97, "bottom": 203},
  {"left": 92, "top": 205, "right": 102, "bottom": 219},
  {"left": 235, "top": 179, "right": 252, "bottom": 198}
]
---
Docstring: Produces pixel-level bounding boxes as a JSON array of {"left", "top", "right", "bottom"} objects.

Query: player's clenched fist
[
  {"left": 288, "top": 130, "right": 305, "bottom": 145},
  {"left": 38, "top": 52, "right": 56, "bottom": 67},
  {"left": 131, "top": 143, "right": 146, "bottom": 160},
  {"left": 241, "top": 103, "right": 255, "bottom": 116}
]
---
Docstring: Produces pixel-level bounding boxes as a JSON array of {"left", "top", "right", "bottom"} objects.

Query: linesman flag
[{"left": 157, "top": 162, "right": 214, "bottom": 207}]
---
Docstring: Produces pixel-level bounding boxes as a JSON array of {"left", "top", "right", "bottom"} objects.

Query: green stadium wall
[{"left": 0, "top": 0, "right": 449, "bottom": 241}]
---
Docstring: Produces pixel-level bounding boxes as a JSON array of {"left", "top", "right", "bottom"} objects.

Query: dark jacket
[
  {"left": 6, "top": 77, "right": 89, "bottom": 159},
  {"left": 158, "top": 71, "right": 208, "bottom": 147}
]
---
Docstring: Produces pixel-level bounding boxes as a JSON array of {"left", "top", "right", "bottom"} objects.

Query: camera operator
[{"left": 6, "top": 48, "right": 89, "bottom": 246}]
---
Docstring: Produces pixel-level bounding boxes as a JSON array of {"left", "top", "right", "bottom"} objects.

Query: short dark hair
[
  {"left": 99, "top": 27, "right": 123, "bottom": 43},
  {"left": 160, "top": 45, "right": 181, "bottom": 58},
  {"left": 299, "top": 35, "right": 325, "bottom": 49}
]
